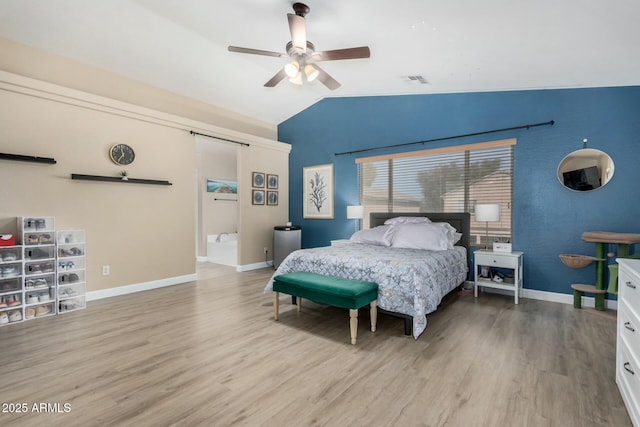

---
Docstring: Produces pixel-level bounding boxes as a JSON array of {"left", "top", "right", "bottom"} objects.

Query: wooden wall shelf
[
  {"left": 71, "top": 174, "right": 172, "bottom": 186},
  {"left": 0, "top": 152, "right": 56, "bottom": 164}
]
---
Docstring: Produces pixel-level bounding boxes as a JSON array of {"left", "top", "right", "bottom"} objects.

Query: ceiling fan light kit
[
  {"left": 284, "top": 61, "right": 319, "bottom": 85},
  {"left": 284, "top": 61, "right": 300, "bottom": 78},
  {"left": 304, "top": 64, "right": 319, "bottom": 82},
  {"left": 228, "top": 2, "right": 370, "bottom": 90},
  {"left": 290, "top": 71, "right": 303, "bottom": 85}
]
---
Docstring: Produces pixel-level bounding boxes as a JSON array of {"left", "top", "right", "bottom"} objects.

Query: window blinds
[{"left": 357, "top": 139, "right": 514, "bottom": 246}]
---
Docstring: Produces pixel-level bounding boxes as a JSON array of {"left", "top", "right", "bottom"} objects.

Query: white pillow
[
  {"left": 389, "top": 223, "right": 449, "bottom": 251},
  {"left": 383, "top": 216, "right": 431, "bottom": 225},
  {"left": 433, "top": 222, "right": 463, "bottom": 249},
  {"left": 350, "top": 225, "right": 393, "bottom": 246}
]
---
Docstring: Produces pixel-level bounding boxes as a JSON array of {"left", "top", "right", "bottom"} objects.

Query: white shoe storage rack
[{"left": 0, "top": 217, "right": 86, "bottom": 327}]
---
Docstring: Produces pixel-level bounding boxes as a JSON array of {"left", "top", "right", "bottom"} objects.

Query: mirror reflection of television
[{"left": 563, "top": 166, "right": 601, "bottom": 191}]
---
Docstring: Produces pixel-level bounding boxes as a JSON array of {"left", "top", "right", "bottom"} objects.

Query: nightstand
[{"left": 474, "top": 250, "right": 524, "bottom": 304}]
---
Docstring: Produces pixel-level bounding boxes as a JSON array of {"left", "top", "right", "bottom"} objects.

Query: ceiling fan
[{"left": 228, "top": 2, "right": 370, "bottom": 90}]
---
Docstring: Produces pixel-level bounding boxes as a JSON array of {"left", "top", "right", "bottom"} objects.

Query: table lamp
[
  {"left": 475, "top": 204, "right": 500, "bottom": 249},
  {"left": 347, "top": 205, "right": 364, "bottom": 233}
]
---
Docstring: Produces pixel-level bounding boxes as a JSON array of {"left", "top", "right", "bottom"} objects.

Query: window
[{"left": 357, "top": 139, "right": 514, "bottom": 246}]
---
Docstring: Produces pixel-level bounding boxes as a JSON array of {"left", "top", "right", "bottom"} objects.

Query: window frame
[{"left": 356, "top": 138, "right": 515, "bottom": 247}]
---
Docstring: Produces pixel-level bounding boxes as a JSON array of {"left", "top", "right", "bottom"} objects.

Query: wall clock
[{"left": 109, "top": 143, "right": 135, "bottom": 166}]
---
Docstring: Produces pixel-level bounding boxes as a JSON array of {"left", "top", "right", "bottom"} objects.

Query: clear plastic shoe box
[
  {"left": 1, "top": 220, "right": 87, "bottom": 325},
  {"left": 0, "top": 246, "right": 23, "bottom": 325},
  {"left": 56, "top": 230, "right": 86, "bottom": 315}
]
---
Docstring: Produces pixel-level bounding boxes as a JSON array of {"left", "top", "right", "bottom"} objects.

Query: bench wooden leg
[
  {"left": 370, "top": 301, "right": 377, "bottom": 332},
  {"left": 296, "top": 297, "right": 302, "bottom": 312},
  {"left": 350, "top": 309, "right": 358, "bottom": 345},
  {"left": 273, "top": 292, "right": 279, "bottom": 321}
]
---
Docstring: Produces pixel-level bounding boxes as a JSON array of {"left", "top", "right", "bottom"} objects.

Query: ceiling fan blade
[
  {"left": 314, "top": 65, "right": 341, "bottom": 91},
  {"left": 264, "top": 68, "right": 288, "bottom": 87},
  {"left": 228, "top": 46, "right": 286, "bottom": 58},
  {"left": 312, "top": 46, "right": 371, "bottom": 62},
  {"left": 287, "top": 13, "right": 307, "bottom": 53}
]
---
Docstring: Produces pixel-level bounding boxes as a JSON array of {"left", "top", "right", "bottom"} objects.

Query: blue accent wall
[{"left": 278, "top": 87, "right": 640, "bottom": 295}]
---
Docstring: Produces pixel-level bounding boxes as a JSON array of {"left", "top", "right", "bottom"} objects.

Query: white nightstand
[{"left": 474, "top": 250, "right": 524, "bottom": 304}]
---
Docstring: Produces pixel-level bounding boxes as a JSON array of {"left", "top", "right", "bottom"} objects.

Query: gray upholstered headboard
[{"left": 369, "top": 212, "right": 471, "bottom": 251}]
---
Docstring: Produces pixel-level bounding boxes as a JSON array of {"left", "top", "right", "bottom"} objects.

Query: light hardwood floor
[{"left": 0, "top": 264, "right": 631, "bottom": 426}]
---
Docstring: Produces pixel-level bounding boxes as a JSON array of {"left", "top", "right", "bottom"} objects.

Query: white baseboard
[
  {"left": 477, "top": 285, "right": 618, "bottom": 310},
  {"left": 236, "top": 261, "right": 273, "bottom": 272},
  {"left": 86, "top": 274, "right": 197, "bottom": 301},
  {"left": 196, "top": 256, "right": 208, "bottom": 263},
  {"left": 522, "top": 288, "right": 618, "bottom": 310},
  {"left": 85, "top": 273, "right": 618, "bottom": 310}
]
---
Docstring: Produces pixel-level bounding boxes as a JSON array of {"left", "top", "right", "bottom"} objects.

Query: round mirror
[{"left": 557, "top": 148, "right": 614, "bottom": 192}]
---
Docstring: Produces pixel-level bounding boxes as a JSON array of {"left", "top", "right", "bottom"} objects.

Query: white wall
[
  {"left": 0, "top": 37, "right": 289, "bottom": 293},
  {"left": 0, "top": 70, "right": 290, "bottom": 294},
  {"left": 238, "top": 144, "right": 290, "bottom": 267},
  {"left": 0, "top": 75, "right": 196, "bottom": 292},
  {"left": 0, "top": 37, "right": 277, "bottom": 140}
]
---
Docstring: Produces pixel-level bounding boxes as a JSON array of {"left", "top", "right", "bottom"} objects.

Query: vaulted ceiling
[{"left": 1, "top": 0, "right": 639, "bottom": 124}]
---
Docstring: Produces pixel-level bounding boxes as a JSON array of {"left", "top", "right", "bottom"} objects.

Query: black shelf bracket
[
  {"left": 71, "top": 174, "right": 172, "bottom": 186},
  {"left": 0, "top": 152, "right": 57, "bottom": 164}
]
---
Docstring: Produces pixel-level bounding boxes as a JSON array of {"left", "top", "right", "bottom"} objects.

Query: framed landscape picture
[
  {"left": 303, "top": 163, "right": 333, "bottom": 219},
  {"left": 206, "top": 178, "right": 237, "bottom": 194}
]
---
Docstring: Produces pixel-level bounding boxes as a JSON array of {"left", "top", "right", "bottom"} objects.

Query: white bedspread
[{"left": 265, "top": 242, "right": 467, "bottom": 338}]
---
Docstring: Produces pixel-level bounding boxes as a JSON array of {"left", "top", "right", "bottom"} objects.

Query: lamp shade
[
  {"left": 284, "top": 61, "right": 299, "bottom": 78},
  {"left": 289, "top": 71, "right": 303, "bottom": 85},
  {"left": 475, "top": 204, "right": 500, "bottom": 222},
  {"left": 304, "top": 64, "right": 319, "bottom": 82},
  {"left": 347, "top": 205, "right": 364, "bottom": 220}
]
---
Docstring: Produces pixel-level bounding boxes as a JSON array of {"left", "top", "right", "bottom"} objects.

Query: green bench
[{"left": 272, "top": 272, "right": 378, "bottom": 345}]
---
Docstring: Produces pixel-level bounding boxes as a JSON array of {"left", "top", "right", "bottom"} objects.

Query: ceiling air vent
[{"left": 407, "top": 75, "right": 428, "bottom": 84}]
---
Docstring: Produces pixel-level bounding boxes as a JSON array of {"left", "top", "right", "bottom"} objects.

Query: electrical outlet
[
  {"left": 263, "top": 247, "right": 268, "bottom": 254},
  {"left": 102, "top": 265, "right": 110, "bottom": 276}
]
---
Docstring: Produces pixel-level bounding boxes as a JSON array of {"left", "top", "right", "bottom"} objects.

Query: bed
[{"left": 265, "top": 212, "right": 470, "bottom": 338}]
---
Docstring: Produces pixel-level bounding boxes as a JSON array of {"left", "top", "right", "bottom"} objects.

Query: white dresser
[{"left": 617, "top": 258, "right": 640, "bottom": 426}]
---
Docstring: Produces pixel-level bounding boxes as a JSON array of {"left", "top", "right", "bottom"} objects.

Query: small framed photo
[
  {"left": 267, "top": 174, "right": 279, "bottom": 189},
  {"left": 267, "top": 191, "right": 278, "bottom": 206},
  {"left": 252, "top": 190, "right": 265, "bottom": 205},
  {"left": 252, "top": 172, "right": 265, "bottom": 188}
]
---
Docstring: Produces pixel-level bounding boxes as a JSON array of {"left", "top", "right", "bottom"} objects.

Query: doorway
[{"left": 195, "top": 135, "right": 239, "bottom": 266}]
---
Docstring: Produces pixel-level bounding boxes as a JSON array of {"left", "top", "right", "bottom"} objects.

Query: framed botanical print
[
  {"left": 267, "top": 174, "right": 279, "bottom": 189},
  {"left": 252, "top": 172, "right": 265, "bottom": 188},
  {"left": 267, "top": 191, "right": 278, "bottom": 206},
  {"left": 252, "top": 189, "right": 265, "bottom": 205},
  {"left": 303, "top": 163, "right": 333, "bottom": 219}
]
